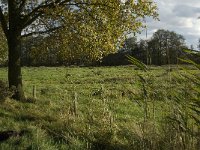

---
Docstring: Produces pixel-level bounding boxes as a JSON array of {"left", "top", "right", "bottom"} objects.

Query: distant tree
[
  {"left": 197, "top": 38, "right": 200, "bottom": 50},
  {"left": 0, "top": 0, "right": 158, "bottom": 100},
  {"left": 21, "top": 35, "right": 58, "bottom": 66},
  {"left": 190, "top": 45, "right": 194, "bottom": 50},
  {"left": 145, "top": 30, "right": 163, "bottom": 65},
  {"left": 147, "top": 29, "right": 186, "bottom": 65},
  {"left": 122, "top": 36, "right": 137, "bottom": 54},
  {"left": 118, "top": 29, "right": 187, "bottom": 66},
  {"left": 0, "top": 25, "right": 7, "bottom": 65},
  {"left": 132, "top": 39, "right": 150, "bottom": 64}
]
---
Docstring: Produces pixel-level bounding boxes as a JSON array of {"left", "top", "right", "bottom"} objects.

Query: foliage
[
  {"left": 103, "top": 29, "right": 189, "bottom": 66},
  {"left": 197, "top": 38, "right": 200, "bottom": 50},
  {"left": 21, "top": 36, "right": 59, "bottom": 66},
  {"left": 0, "top": 0, "right": 158, "bottom": 65},
  {"left": 120, "top": 29, "right": 188, "bottom": 66},
  {"left": 148, "top": 29, "right": 187, "bottom": 65},
  {"left": 34, "top": 0, "right": 158, "bottom": 65},
  {"left": 0, "top": 80, "right": 12, "bottom": 102},
  {"left": 126, "top": 55, "right": 148, "bottom": 71},
  {"left": 121, "top": 36, "right": 138, "bottom": 54},
  {"left": 178, "top": 50, "right": 200, "bottom": 126},
  {"left": 0, "top": 26, "right": 7, "bottom": 65}
]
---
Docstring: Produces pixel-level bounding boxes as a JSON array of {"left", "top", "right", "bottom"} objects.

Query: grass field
[{"left": 0, "top": 65, "right": 199, "bottom": 150}]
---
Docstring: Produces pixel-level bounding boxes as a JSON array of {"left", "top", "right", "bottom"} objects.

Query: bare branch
[
  {"left": 19, "top": 0, "right": 28, "bottom": 12},
  {"left": 21, "top": 0, "right": 71, "bottom": 28},
  {"left": 21, "top": 26, "right": 62, "bottom": 38},
  {"left": 22, "top": 12, "right": 42, "bottom": 29}
]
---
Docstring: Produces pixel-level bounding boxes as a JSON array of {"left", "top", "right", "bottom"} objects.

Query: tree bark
[
  {"left": 6, "top": 1, "right": 25, "bottom": 101},
  {"left": 8, "top": 32, "right": 25, "bottom": 101}
]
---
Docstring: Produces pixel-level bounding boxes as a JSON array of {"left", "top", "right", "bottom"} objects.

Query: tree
[
  {"left": 0, "top": 0, "right": 158, "bottom": 100},
  {"left": 0, "top": 25, "right": 7, "bottom": 65},
  {"left": 120, "top": 36, "right": 138, "bottom": 55},
  {"left": 147, "top": 29, "right": 186, "bottom": 65},
  {"left": 134, "top": 39, "right": 150, "bottom": 64},
  {"left": 21, "top": 35, "right": 58, "bottom": 66},
  {"left": 197, "top": 38, "right": 200, "bottom": 50},
  {"left": 190, "top": 45, "right": 194, "bottom": 50}
]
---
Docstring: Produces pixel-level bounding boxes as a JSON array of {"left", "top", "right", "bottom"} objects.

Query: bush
[{"left": 0, "top": 80, "right": 12, "bottom": 102}]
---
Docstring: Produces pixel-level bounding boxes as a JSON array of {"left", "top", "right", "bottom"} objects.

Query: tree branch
[
  {"left": 21, "top": 0, "right": 71, "bottom": 29},
  {"left": 21, "top": 26, "right": 62, "bottom": 38},
  {"left": 21, "top": 0, "right": 115, "bottom": 36},
  {"left": 21, "top": 0, "right": 114, "bottom": 29},
  {"left": 19, "top": 0, "right": 28, "bottom": 12},
  {"left": 22, "top": 12, "right": 43, "bottom": 29},
  {"left": 73, "top": 2, "right": 115, "bottom": 9}
]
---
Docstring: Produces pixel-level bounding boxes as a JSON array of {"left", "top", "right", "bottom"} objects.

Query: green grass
[{"left": 0, "top": 65, "right": 199, "bottom": 150}]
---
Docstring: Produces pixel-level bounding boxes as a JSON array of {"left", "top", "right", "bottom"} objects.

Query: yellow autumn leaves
[{"left": 30, "top": 0, "right": 158, "bottom": 65}]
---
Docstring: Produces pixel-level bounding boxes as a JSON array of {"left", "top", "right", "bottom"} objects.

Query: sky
[{"left": 138, "top": 0, "right": 200, "bottom": 49}]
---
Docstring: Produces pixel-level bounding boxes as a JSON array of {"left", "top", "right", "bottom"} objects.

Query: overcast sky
[{"left": 138, "top": 0, "right": 200, "bottom": 49}]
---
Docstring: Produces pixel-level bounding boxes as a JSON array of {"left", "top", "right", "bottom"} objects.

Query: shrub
[{"left": 0, "top": 80, "right": 12, "bottom": 102}]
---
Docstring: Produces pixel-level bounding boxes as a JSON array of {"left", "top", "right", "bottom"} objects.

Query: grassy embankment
[{"left": 0, "top": 65, "right": 199, "bottom": 150}]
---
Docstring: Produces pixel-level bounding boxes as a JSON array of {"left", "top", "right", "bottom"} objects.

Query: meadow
[{"left": 0, "top": 65, "right": 199, "bottom": 150}]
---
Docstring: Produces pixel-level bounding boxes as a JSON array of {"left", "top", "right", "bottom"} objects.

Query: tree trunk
[
  {"left": 8, "top": 32, "right": 25, "bottom": 101},
  {"left": 6, "top": 1, "right": 25, "bottom": 101}
]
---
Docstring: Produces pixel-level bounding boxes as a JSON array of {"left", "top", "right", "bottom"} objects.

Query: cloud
[
  {"left": 138, "top": 0, "right": 200, "bottom": 48},
  {"left": 173, "top": 5, "right": 200, "bottom": 18}
]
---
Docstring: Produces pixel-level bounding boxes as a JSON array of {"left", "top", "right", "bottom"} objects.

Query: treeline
[
  {"left": 20, "top": 29, "right": 200, "bottom": 66},
  {"left": 0, "top": 29, "right": 200, "bottom": 66},
  {"left": 102, "top": 29, "right": 200, "bottom": 66}
]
